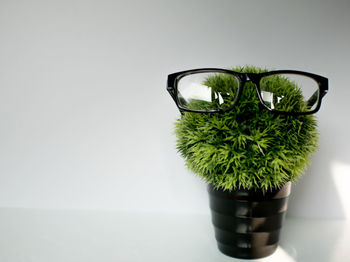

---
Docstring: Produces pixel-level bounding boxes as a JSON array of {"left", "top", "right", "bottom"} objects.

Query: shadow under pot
[{"left": 207, "top": 182, "right": 291, "bottom": 259}]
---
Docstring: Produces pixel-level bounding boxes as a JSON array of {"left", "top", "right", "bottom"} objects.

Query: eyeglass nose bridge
[{"left": 243, "top": 73, "right": 260, "bottom": 84}]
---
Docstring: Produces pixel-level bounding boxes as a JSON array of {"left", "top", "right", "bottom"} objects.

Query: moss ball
[{"left": 174, "top": 66, "right": 318, "bottom": 192}]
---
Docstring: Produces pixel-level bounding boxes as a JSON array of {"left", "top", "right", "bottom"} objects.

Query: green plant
[{"left": 174, "top": 66, "right": 319, "bottom": 192}]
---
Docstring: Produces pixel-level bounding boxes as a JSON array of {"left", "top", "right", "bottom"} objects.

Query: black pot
[{"left": 207, "top": 182, "right": 291, "bottom": 259}]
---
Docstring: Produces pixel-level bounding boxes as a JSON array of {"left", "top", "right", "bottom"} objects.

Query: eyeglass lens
[
  {"left": 259, "top": 73, "right": 320, "bottom": 113},
  {"left": 177, "top": 72, "right": 240, "bottom": 112}
]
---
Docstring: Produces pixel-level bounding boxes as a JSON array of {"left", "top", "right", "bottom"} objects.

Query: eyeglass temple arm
[
  {"left": 167, "top": 83, "right": 184, "bottom": 114},
  {"left": 306, "top": 88, "right": 328, "bottom": 108},
  {"left": 306, "top": 91, "right": 318, "bottom": 108}
]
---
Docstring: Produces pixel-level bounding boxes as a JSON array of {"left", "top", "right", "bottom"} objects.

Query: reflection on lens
[
  {"left": 177, "top": 71, "right": 240, "bottom": 111},
  {"left": 259, "top": 74, "right": 320, "bottom": 113}
]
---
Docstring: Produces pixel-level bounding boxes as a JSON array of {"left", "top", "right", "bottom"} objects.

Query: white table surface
[{"left": 0, "top": 208, "right": 349, "bottom": 262}]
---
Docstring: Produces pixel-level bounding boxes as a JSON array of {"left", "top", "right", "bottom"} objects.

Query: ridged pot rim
[{"left": 207, "top": 182, "right": 291, "bottom": 201}]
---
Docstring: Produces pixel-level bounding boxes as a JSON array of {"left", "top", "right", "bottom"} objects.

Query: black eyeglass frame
[{"left": 167, "top": 68, "right": 328, "bottom": 115}]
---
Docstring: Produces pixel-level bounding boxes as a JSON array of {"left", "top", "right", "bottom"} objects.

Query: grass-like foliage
[{"left": 174, "top": 66, "right": 319, "bottom": 192}]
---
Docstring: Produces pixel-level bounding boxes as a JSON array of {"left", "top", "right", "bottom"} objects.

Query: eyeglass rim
[{"left": 167, "top": 68, "right": 329, "bottom": 115}]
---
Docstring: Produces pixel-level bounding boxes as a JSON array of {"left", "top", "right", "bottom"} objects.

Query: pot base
[{"left": 218, "top": 242, "right": 278, "bottom": 259}]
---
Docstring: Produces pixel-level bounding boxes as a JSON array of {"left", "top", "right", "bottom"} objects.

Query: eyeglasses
[{"left": 167, "top": 68, "right": 328, "bottom": 115}]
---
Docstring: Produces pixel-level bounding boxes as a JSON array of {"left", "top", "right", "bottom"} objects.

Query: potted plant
[{"left": 166, "top": 66, "right": 328, "bottom": 259}]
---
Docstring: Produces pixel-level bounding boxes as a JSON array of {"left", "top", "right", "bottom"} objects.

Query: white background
[{"left": 0, "top": 0, "right": 349, "bottom": 219}]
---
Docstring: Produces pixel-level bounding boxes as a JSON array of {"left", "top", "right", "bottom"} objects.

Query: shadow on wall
[{"left": 287, "top": 123, "right": 350, "bottom": 219}]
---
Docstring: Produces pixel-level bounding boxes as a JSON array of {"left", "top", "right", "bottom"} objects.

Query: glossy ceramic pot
[{"left": 207, "top": 182, "right": 291, "bottom": 259}]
